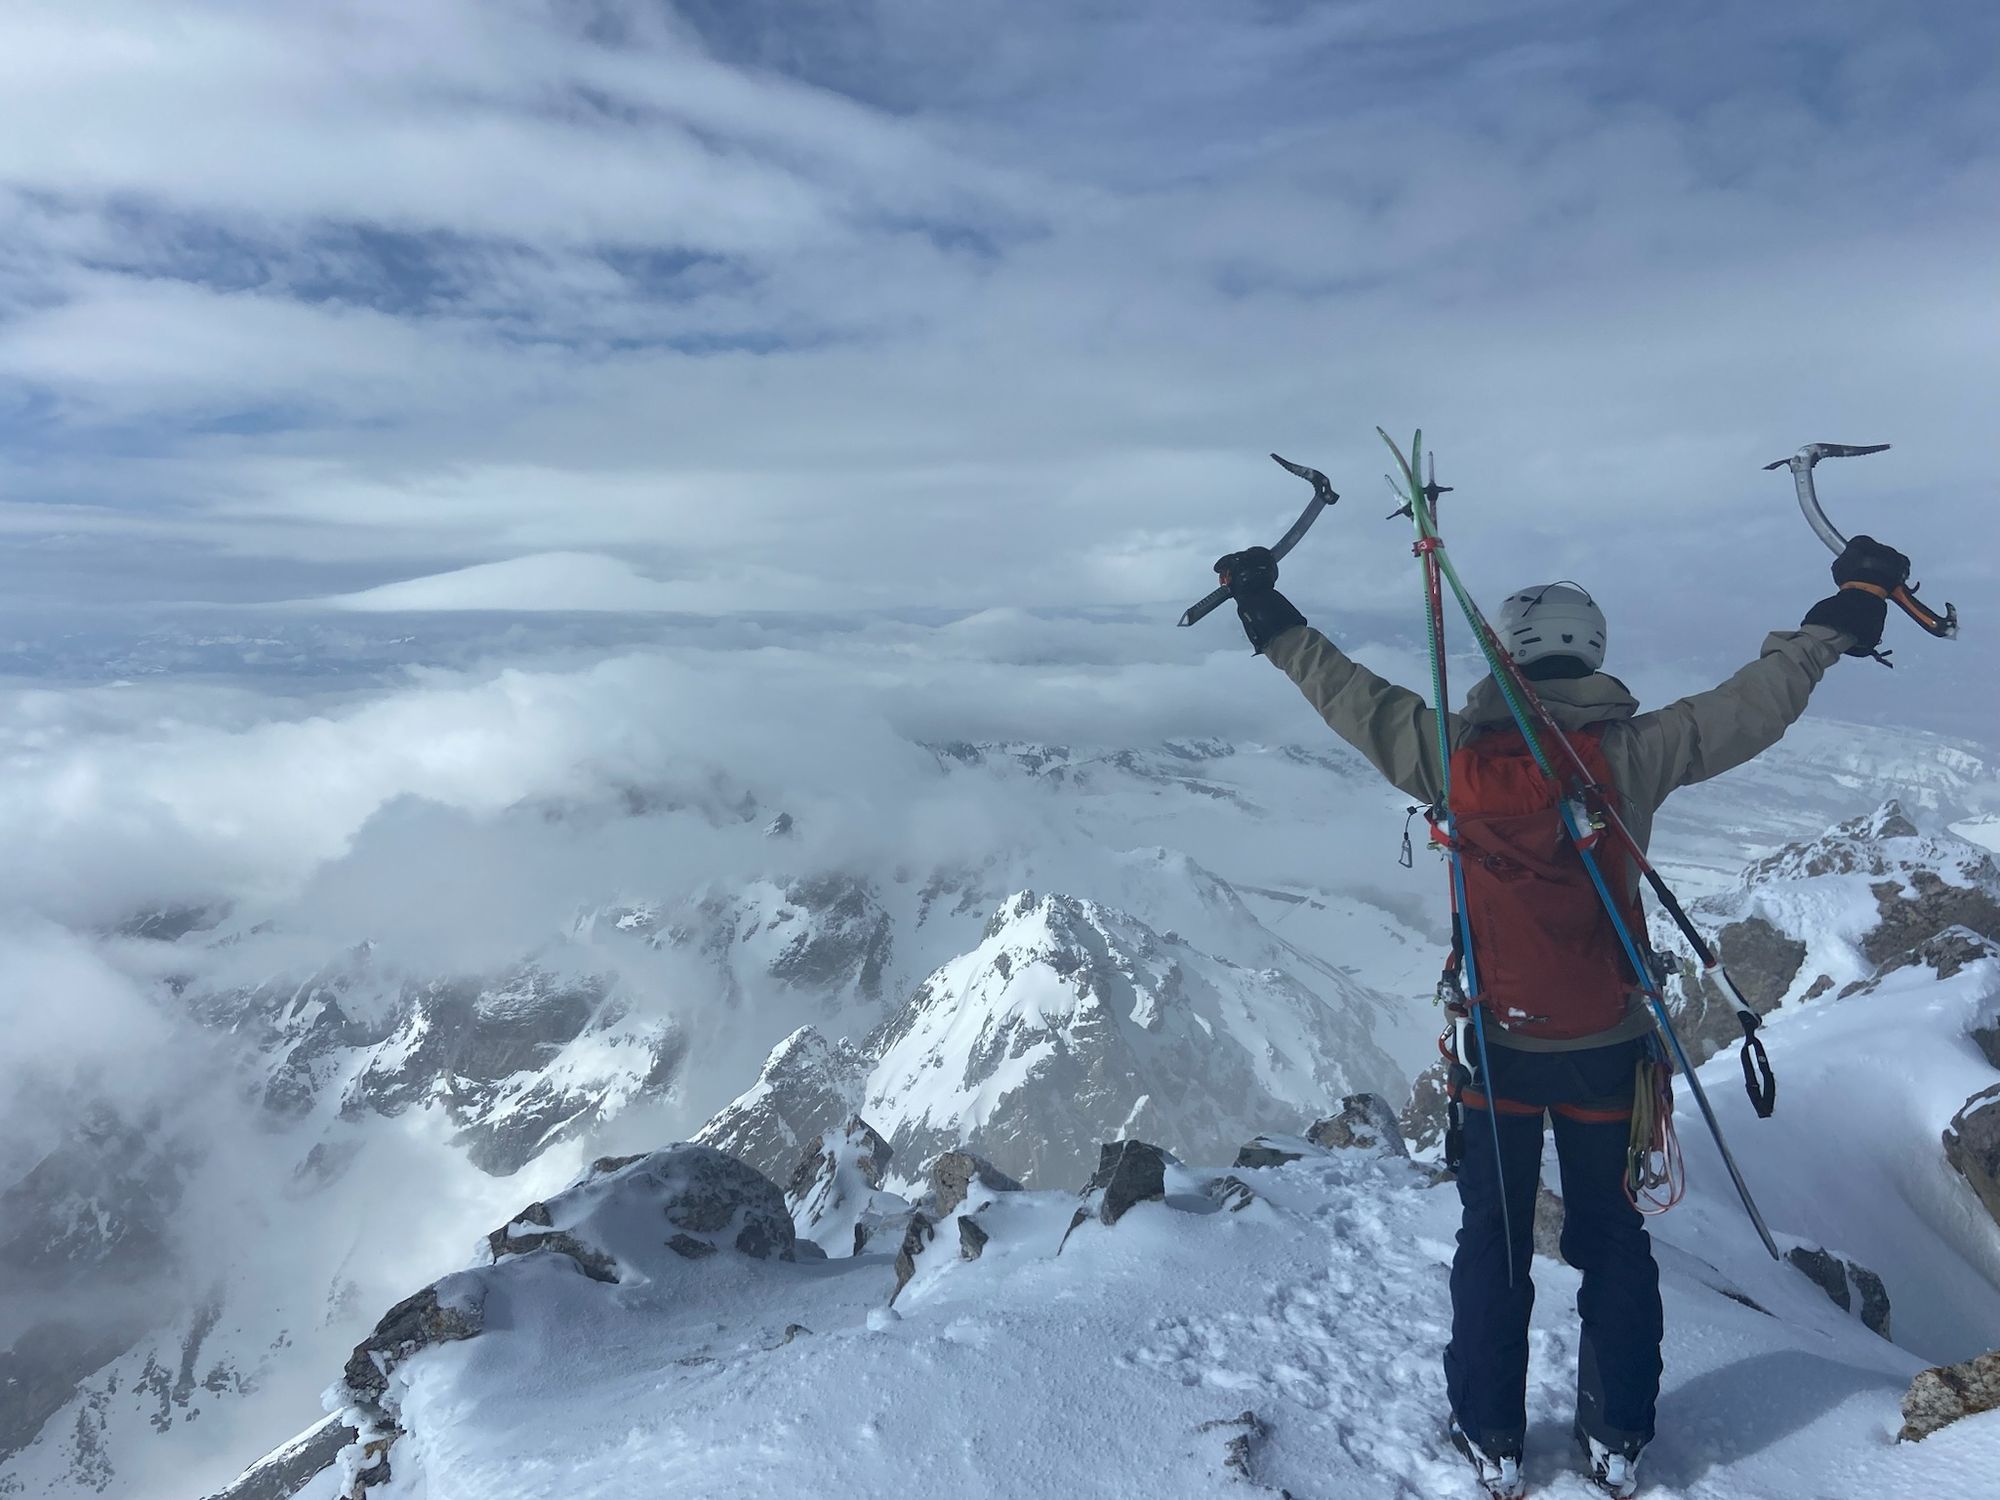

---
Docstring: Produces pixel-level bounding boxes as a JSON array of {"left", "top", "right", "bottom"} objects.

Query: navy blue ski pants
[{"left": 1443, "top": 1035, "right": 1663, "bottom": 1456}]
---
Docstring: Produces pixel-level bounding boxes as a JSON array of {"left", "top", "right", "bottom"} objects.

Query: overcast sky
[{"left": 0, "top": 0, "right": 1993, "bottom": 732}]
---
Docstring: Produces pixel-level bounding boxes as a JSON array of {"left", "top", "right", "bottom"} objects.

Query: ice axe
[
  {"left": 1178, "top": 454, "right": 1339, "bottom": 628},
  {"left": 1764, "top": 442, "right": 1959, "bottom": 644}
]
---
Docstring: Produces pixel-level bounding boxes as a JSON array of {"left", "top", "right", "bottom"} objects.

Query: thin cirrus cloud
[{"left": 0, "top": 0, "right": 1990, "bottom": 698}]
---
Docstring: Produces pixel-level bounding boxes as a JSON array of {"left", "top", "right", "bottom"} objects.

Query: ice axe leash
[
  {"left": 1765, "top": 442, "right": 1960, "bottom": 652},
  {"left": 1384, "top": 428, "right": 1783, "bottom": 1261},
  {"left": 1178, "top": 454, "right": 1339, "bottom": 628}
]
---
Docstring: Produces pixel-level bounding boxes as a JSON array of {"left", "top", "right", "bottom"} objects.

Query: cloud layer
[{"left": 0, "top": 0, "right": 1991, "bottom": 688}]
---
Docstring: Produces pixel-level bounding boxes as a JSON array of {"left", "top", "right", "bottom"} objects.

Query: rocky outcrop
[
  {"left": 1676, "top": 917, "right": 1806, "bottom": 1066},
  {"left": 200, "top": 1416, "right": 356, "bottom": 1500},
  {"left": 695, "top": 1026, "right": 869, "bottom": 1186},
  {"left": 1307, "top": 1094, "right": 1407, "bottom": 1157},
  {"left": 1084, "top": 1140, "right": 1170, "bottom": 1227},
  {"left": 1944, "top": 1084, "right": 2000, "bottom": 1233},
  {"left": 890, "top": 1213, "right": 935, "bottom": 1302},
  {"left": 1059, "top": 1140, "right": 1174, "bottom": 1253},
  {"left": 785, "top": 1117, "right": 907, "bottom": 1256},
  {"left": 926, "top": 1150, "right": 1022, "bottom": 1218},
  {"left": 1234, "top": 1136, "right": 1307, "bottom": 1170},
  {"left": 1900, "top": 1349, "right": 2000, "bottom": 1442},
  {"left": 331, "top": 1147, "right": 798, "bottom": 1496},
  {"left": 1401, "top": 1060, "right": 1451, "bottom": 1158},
  {"left": 1784, "top": 1246, "right": 1891, "bottom": 1339}
]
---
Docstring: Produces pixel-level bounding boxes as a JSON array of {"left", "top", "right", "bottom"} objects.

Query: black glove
[
  {"left": 1214, "top": 545, "right": 1306, "bottom": 653},
  {"left": 1830, "top": 534, "right": 1911, "bottom": 592},
  {"left": 1803, "top": 535, "right": 1911, "bottom": 657}
]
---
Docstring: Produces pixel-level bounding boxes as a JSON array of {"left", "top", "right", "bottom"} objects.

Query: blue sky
[{"left": 0, "top": 0, "right": 1993, "bottom": 732}]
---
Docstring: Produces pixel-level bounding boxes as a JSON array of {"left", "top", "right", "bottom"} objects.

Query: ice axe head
[{"left": 1764, "top": 441, "right": 1958, "bottom": 642}]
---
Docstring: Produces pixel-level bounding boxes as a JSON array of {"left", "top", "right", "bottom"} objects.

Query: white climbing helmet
[{"left": 1497, "top": 581, "right": 1607, "bottom": 672}]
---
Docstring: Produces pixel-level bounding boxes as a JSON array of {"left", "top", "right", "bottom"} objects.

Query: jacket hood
[{"left": 1461, "top": 671, "right": 1640, "bottom": 731}]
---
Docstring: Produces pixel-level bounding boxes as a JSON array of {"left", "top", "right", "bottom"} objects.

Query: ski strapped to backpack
[{"left": 1382, "top": 428, "right": 1783, "bottom": 1262}]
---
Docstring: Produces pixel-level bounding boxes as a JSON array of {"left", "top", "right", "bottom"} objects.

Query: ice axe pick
[
  {"left": 1179, "top": 454, "right": 1338, "bottom": 628},
  {"left": 1764, "top": 442, "right": 1958, "bottom": 642}
]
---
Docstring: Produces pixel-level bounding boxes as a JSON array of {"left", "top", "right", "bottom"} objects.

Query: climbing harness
[{"left": 1385, "top": 428, "right": 1782, "bottom": 1261}]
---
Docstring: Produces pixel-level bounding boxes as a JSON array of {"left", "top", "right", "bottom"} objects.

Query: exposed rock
[
  {"left": 957, "top": 1216, "right": 989, "bottom": 1261},
  {"left": 1785, "top": 1246, "right": 1892, "bottom": 1339},
  {"left": 1533, "top": 1185, "right": 1566, "bottom": 1264},
  {"left": 1944, "top": 1083, "right": 2000, "bottom": 1234},
  {"left": 1307, "top": 1094, "right": 1408, "bottom": 1157},
  {"left": 1196, "top": 1410, "right": 1286, "bottom": 1493},
  {"left": 1975, "top": 1008, "right": 2000, "bottom": 1072},
  {"left": 1677, "top": 917, "right": 1807, "bottom": 1066},
  {"left": 1234, "top": 1135, "right": 1308, "bottom": 1170},
  {"left": 1900, "top": 1349, "right": 2000, "bottom": 1442},
  {"left": 1205, "top": 1175, "right": 1259, "bottom": 1213},
  {"left": 666, "top": 1234, "right": 717, "bottom": 1260},
  {"left": 786, "top": 1117, "right": 906, "bottom": 1256},
  {"left": 1085, "top": 1140, "right": 1170, "bottom": 1226},
  {"left": 1058, "top": 1141, "right": 1175, "bottom": 1254},
  {"left": 927, "top": 1150, "right": 1023, "bottom": 1218},
  {"left": 890, "top": 1213, "right": 934, "bottom": 1302},
  {"left": 201, "top": 1415, "right": 355, "bottom": 1500},
  {"left": 1401, "top": 1060, "right": 1451, "bottom": 1157},
  {"left": 1878, "top": 926, "right": 2000, "bottom": 984},
  {"left": 1863, "top": 875, "right": 2000, "bottom": 968},
  {"left": 341, "top": 1281, "right": 486, "bottom": 1410},
  {"left": 485, "top": 1202, "right": 619, "bottom": 1285},
  {"left": 694, "top": 1026, "right": 869, "bottom": 1187},
  {"left": 1800, "top": 974, "right": 1835, "bottom": 1002}
]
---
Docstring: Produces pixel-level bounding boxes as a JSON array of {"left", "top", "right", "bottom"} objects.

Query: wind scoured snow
[{"left": 329, "top": 957, "right": 2000, "bottom": 1500}]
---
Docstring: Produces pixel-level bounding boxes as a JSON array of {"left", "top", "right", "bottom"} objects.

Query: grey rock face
[
  {"left": 1944, "top": 1083, "right": 2000, "bottom": 1234},
  {"left": 1862, "top": 873, "right": 2000, "bottom": 968},
  {"left": 342, "top": 1282, "right": 487, "bottom": 1410},
  {"left": 1234, "top": 1137, "right": 1306, "bottom": 1170},
  {"left": 1307, "top": 1094, "right": 1408, "bottom": 1157},
  {"left": 1401, "top": 1060, "right": 1451, "bottom": 1157},
  {"left": 1675, "top": 917, "right": 1806, "bottom": 1067},
  {"left": 694, "top": 1026, "right": 869, "bottom": 1187},
  {"left": 926, "top": 1150, "right": 1022, "bottom": 1219},
  {"left": 1785, "top": 1246, "right": 1891, "bottom": 1339},
  {"left": 1085, "top": 1140, "right": 1170, "bottom": 1227},
  {"left": 957, "top": 1216, "right": 989, "bottom": 1261},
  {"left": 891, "top": 1213, "right": 935, "bottom": 1302},
  {"left": 785, "top": 1117, "right": 905, "bottom": 1256},
  {"left": 789, "top": 1117, "right": 892, "bottom": 1199},
  {"left": 1900, "top": 1349, "right": 2000, "bottom": 1442},
  {"left": 201, "top": 1416, "right": 355, "bottom": 1500},
  {"left": 485, "top": 1202, "right": 620, "bottom": 1285}
]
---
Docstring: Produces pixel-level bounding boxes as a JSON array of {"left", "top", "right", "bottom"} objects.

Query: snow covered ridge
[{"left": 253, "top": 1095, "right": 2000, "bottom": 1500}]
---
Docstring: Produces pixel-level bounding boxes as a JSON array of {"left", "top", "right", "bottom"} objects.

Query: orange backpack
[{"left": 1448, "top": 725, "right": 1646, "bottom": 1041}]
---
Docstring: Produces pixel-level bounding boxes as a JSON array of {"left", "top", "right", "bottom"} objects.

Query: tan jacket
[{"left": 1264, "top": 623, "right": 1850, "bottom": 1047}]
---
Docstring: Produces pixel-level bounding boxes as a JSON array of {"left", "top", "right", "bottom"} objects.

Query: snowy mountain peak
[
  {"left": 1742, "top": 799, "right": 1999, "bottom": 889},
  {"left": 859, "top": 889, "right": 1401, "bottom": 1190}
]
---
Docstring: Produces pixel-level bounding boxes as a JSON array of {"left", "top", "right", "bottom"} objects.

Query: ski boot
[
  {"left": 1446, "top": 1417, "right": 1526, "bottom": 1499},
  {"left": 1574, "top": 1422, "right": 1644, "bottom": 1498}
]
